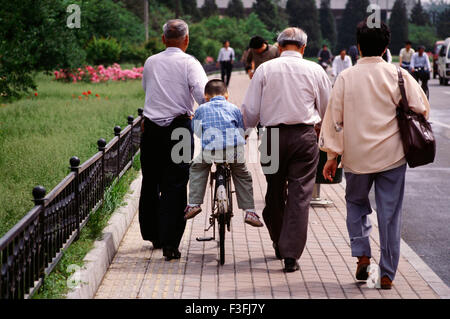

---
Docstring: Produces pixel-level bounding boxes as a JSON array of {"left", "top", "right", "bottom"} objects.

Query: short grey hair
[
  {"left": 277, "top": 27, "right": 308, "bottom": 48},
  {"left": 163, "top": 19, "right": 189, "bottom": 40}
]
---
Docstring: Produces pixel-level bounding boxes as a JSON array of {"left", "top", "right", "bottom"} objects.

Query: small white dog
[{"left": 366, "top": 263, "right": 381, "bottom": 288}]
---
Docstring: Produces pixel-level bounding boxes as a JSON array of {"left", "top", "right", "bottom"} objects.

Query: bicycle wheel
[{"left": 218, "top": 212, "right": 226, "bottom": 265}]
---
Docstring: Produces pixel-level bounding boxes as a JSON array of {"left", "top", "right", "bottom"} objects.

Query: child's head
[{"left": 204, "top": 79, "right": 228, "bottom": 101}]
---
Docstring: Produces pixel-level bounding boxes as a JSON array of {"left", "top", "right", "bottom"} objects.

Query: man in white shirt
[
  {"left": 217, "top": 40, "right": 235, "bottom": 86},
  {"left": 399, "top": 41, "right": 415, "bottom": 70},
  {"left": 332, "top": 49, "right": 352, "bottom": 78},
  {"left": 242, "top": 27, "right": 331, "bottom": 273},
  {"left": 140, "top": 19, "right": 208, "bottom": 260},
  {"left": 410, "top": 45, "right": 431, "bottom": 98}
]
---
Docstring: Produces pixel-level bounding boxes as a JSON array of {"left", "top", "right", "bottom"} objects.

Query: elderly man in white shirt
[
  {"left": 332, "top": 49, "right": 352, "bottom": 78},
  {"left": 242, "top": 27, "right": 331, "bottom": 273},
  {"left": 140, "top": 19, "right": 208, "bottom": 260},
  {"left": 217, "top": 40, "right": 235, "bottom": 86}
]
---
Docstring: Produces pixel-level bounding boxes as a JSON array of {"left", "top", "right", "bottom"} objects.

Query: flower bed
[{"left": 54, "top": 64, "right": 143, "bottom": 83}]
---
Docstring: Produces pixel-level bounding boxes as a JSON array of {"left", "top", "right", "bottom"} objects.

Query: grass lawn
[{"left": 0, "top": 71, "right": 144, "bottom": 237}]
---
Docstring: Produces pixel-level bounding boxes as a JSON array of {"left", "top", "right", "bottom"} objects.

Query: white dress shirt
[
  {"left": 332, "top": 55, "right": 352, "bottom": 77},
  {"left": 142, "top": 47, "right": 208, "bottom": 126},
  {"left": 410, "top": 52, "right": 431, "bottom": 71},
  {"left": 241, "top": 50, "right": 332, "bottom": 128},
  {"left": 217, "top": 47, "right": 235, "bottom": 62}
]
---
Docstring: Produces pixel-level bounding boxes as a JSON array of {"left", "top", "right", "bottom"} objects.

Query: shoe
[
  {"left": 283, "top": 258, "right": 300, "bottom": 273},
  {"left": 184, "top": 205, "right": 202, "bottom": 220},
  {"left": 380, "top": 276, "right": 393, "bottom": 290},
  {"left": 244, "top": 211, "right": 264, "bottom": 227},
  {"left": 355, "top": 256, "right": 371, "bottom": 280},
  {"left": 163, "top": 247, "right": 181, "bottom": 261},
  {"left": 273, "top": 243, "right": 282, "bottom": 260},
  {"left": 152, "top": 241, "right": 162, "bottom": 249}
]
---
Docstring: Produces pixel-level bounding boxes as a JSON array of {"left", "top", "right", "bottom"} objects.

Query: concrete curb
[
  {"left": 338, "top": 180, "right": 450, "bottom": 299},
  {"left": 65, "top": 173, "right": 142, "bottom": 299}
]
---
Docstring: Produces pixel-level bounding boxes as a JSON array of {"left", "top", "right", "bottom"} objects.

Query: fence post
[
  {"left": 114, "top": 126, "right": 121, "bottom": 179},
  {"left": 70, "top": 156, "right": 81, "bottom": 240},
  {"left": 32, "top": 185, "right": 46, "bottom": 289},
  {"left": 97, "top": 138, "right": 106, "bottom": 201}
]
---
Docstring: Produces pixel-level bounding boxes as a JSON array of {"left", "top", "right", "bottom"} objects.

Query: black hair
[
  {"left": 249, "top": 36, "right": 266, "bottom": 49},
  {"left": 405, "top": 40, "right": 412, "bottom": 45},
  {"left": 323, "top": 44, "right": 328, "bottom": 48},
  {"left": 205, "top": 79, "right": 227, "bottom": 97},
  {"left": 339, "top": 48, "right": 347, "bottom": 53},
  {"left": 356, "top": 19, "right": 391, "bottom": 57},
  {"left": 223, "top": 40, "right": 230, "bottom": 45}
]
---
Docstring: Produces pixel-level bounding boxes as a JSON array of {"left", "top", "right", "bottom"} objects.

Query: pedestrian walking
[
  {"left": 332, "top": 48, "right": 352, "bottom": 78},
  {"left": 320, "top": 20, "right": 430, "bottom": 289},
  {"left": 242, "top": 27, "right": 331, "bottom": 273},
  {"left": 245, "top": 36, "right": 279, "bottom": 80},
  {"left": 217, "top": 40, "right": 235, "bottom": 86},
  {"left": 139, "top": 19, "right": 208, "bottom": 260},
  {"left": 410, "top": 45, "right": 431, "bottom": 99},
  {"left": 348, "top": 44, "right": 359, "bottom": 65}
]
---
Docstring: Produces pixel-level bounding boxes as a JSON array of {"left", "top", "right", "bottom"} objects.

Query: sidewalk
[{"left": 94, "top": 73, "right": 449, "bottom": 299}]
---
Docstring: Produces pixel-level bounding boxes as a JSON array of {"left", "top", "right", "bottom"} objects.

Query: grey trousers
[
  {"left": 262, "top": 125, "right": 319, "bottom": 260},
  {"left": 188, "top": 146, "right": 255, "bottom": 210},
  {"left": 345, "top": 164, "right": 407, "bottom": 281}
]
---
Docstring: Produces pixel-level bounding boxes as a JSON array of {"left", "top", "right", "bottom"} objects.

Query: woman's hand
[{"left": 323, "top": 159, "right": 338, "bottom": 182}]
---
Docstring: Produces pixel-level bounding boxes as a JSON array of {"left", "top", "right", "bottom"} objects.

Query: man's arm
[
  {"left": 188, "top": 59, "right": 209, "bottom": 105},
  {"left": 241, "top": 66, "right": 264, "bottom": 128}
]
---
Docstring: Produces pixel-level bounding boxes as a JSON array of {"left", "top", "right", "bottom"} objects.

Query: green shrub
[
  {"left": 409, "top": 23, "right": 439, "bottom": 52},
  {"left": 86, "top": 37, "right": 122, "bottom": 66},
  {"left": 120, "top": 44, "right": 149, "bottom": 65},
  {"left": 144, "top": 37, "right": 166, "bottom": 55}
]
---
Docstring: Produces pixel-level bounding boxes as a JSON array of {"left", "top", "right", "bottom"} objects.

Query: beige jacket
[{"left": 319, "top": 57, "right": 430, "bottom": 174}]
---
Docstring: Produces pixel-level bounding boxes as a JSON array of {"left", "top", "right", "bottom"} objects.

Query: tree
[
  {"left": 337, "top": 0, "right": 370, "bottom": 52},
  {"left": 319, "top": 0, "right": 337, "bottom": 51},
  {"left": 436, "top": 7, "right": 450, "bottom": 39},
  {"left": 226, "top": 0, "right": 245, "bottom": 19},
  {"left": 253, "top": 0, "right": 285, "bottom": 32},
  {"left": 286, "top": 0, "right": 322, "bottom": 56},
  {"left": 389, "top": 0, "right": 409, "bottom": 54},
  {"left": 201, "top": 0, "right": 218, "bottom": 18},
  {"left": 410, "top": 0, "right": 430, "bottom": 26},
  {"left": 181, "top": 0, "right": 201, "bottom": 21}
]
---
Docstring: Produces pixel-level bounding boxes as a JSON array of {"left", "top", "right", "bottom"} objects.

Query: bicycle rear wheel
[{"left": 218, "top": 213, "right": 226, "bottom": 265}]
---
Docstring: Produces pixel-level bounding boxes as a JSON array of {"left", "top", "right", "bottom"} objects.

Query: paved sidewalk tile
[{"left": 94, "top": 73, "right": 447, "bottom": 300}]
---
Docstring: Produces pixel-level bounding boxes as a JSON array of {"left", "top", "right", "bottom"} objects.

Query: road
[{"left": 369, "top": 77, "right": 450, "bottom": 286}]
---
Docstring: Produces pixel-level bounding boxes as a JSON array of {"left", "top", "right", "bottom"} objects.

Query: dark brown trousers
[{"left": 262, "top": 125, "right": 319, "bottom": 260}]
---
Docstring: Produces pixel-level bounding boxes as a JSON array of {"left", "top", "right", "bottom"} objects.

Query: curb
[{"left": 66, "top": 173, "right": 142, "bottom": 299}]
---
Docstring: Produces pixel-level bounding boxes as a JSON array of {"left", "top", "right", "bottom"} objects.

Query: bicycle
[{"left": 196, "top": 163, "right": 233, "bottom": 265}]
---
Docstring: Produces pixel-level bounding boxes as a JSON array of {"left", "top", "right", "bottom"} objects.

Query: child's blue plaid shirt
[{"left": 192, "top": 96, "right": 246, "bottom": 151}]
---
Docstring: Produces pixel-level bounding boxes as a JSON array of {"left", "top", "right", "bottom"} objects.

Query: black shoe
[
  {"left": 283, "top": 258, "right": 300, "bottom": 273},
  {"left": 152, "top": 241, "right": 163, "bottom": 249},
  {"left": 273, "top": 243, "right": 282, "bottom": 260},
  {"left": 163, "top": 247, "right": 181, "bottom": 261}
]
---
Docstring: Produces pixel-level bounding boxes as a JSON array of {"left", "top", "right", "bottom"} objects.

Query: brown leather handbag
[{"left": 396, "top": 67, "right": 436, "bottom": 168}]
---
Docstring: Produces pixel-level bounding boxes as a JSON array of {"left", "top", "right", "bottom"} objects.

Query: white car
[{"left": 437, "top": 37, "right": 450, "bottom": 86}]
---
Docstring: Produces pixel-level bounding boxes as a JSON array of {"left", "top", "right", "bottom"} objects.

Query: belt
[{"left": 266, "top": 123, "right": 314, "bottom": 129}]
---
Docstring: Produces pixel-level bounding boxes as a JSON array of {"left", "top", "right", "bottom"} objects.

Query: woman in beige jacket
[{"left": 319, "top": 20, "right": 430, "bottom": 290}]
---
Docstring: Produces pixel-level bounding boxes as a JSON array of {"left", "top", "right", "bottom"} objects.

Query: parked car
[
  {"left": 437, "top": 37, "right": 450, "bottom": 86},
  {"left": 433, "top": 40, "right": 444, "bottom": 79}
]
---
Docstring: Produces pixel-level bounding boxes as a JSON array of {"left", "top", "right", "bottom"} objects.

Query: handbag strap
[{"left": 397, "top": 66, "right": 409, "bottom": 112}]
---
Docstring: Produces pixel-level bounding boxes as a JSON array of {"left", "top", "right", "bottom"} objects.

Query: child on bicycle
[{"left": 184, "top": 79, "right": 263, "bottom": 227}]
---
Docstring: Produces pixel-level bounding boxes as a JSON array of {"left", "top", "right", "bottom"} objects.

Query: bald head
[{"left": 162, "top": 19, "right": 189, "bottom": 50}]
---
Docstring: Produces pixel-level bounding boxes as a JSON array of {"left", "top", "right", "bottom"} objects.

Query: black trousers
[
  {"left": 220, "top": 61, "right": 233, "bottom": 86},
  {"left": 261, "top": 125, "right": 319, "bottom": 260},
  {"left": 139, "top": 116, "right": 194, "bottom": 249},
  {"left": 413, "top": 69, "right": 430, "bottom": 99}
]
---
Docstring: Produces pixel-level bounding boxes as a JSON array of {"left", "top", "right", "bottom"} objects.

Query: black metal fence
[{"left": 0, "top": 108, "right": 144, "bottom": 299}]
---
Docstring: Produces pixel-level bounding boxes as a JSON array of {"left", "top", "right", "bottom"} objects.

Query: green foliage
[
  {"left": 201, "top": 0, "right": 218, "bottom": 17},
  {"left": 319, "top": 0, "right": 337, "bottom": 52},
  {"left": 390, "top": 0, "right": 409, "bottom": 54},
  {"left": 226, "top": 0, "right": 246, "bottom": 19},
  {"left": 436, "top": 7, "right": 450, "bottom": 38},
  {"left": 337, "top": 0, "right": 370, "bottom": 52},
  {"left": 186, "top": 14, "right": 275, "bottom": 63},
  {"left": 410, "top": 0, "right": 430, "bottom": 26},
  {"left": 0, "top": 0, "right": 85, "bottom": 100},
  {"left": 253, "top": 0, "right": 286, "bottom": 33},
  {"left": 0, "top": 72, "right": 144, "bottom": 238},
  {"left": 144, "top": 37, "right": 165, "bottom": 55},
  {"left": 182, "top": 0, "right": 201, "bottom": 21},
  {"left": 409, "top": 23, "right": 439, "bottom": 51},
  {"left": 286, "top": 0, "right": 322, "bottom": 56},
  {"left": 86, "top": 37, "right": 122, "bottom": 66},
  {"left": 120, "top": 43, "right": 150, "bottom": 65}
]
